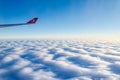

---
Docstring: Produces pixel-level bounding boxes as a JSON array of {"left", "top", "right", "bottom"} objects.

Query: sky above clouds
[{"left": 0, "top": 0, "right": 120, "bottom": 39}]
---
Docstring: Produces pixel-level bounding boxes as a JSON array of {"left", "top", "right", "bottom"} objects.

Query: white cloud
[
  {"left": 20, "top": 67, "right": 33, "bottom": 74},
  {"left": 0, "top": 40, "right": 120, "bottom": 80}
]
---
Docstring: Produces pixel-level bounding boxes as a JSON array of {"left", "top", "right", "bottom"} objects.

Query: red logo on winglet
[{"left": 27, "top": 18, "right": 38, "bottom": 24}]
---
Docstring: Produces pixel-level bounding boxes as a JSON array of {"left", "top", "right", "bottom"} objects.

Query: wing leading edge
[{"left": 0, "top": 17, "right": 38, "bottom": 28}]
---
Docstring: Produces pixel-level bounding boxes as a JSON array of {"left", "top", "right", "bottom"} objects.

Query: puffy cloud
[{"left": 0, "top": 40, "right": 120, "bottom": 80}]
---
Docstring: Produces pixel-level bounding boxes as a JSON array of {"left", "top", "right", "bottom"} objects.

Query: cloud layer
[{"left": 0, "top": 40, "right": 120, "bottom": 80}]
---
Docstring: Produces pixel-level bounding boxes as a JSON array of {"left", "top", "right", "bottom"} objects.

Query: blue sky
[{"left": 0, "top": 0, "right": 120, "bottom": 39}]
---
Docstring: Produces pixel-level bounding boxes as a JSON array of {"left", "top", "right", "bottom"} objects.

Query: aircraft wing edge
[{"left": 0, "top": 17, "right": 38, "bottom": 28}]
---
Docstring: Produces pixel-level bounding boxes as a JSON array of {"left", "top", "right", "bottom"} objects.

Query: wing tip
[{"left": 27, "top": 17, "right": 38, "bottom": 24}]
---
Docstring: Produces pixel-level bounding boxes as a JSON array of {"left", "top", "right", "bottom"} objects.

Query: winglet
[{"left": 27, "top": 17, "right": 38, "bottom": 24}]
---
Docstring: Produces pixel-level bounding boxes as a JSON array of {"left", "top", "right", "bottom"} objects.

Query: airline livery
[{"left": 0, "top": 17, "right": 38, "bottom": 28}]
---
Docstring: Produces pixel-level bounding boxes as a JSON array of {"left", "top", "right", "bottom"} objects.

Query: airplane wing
[{"left": 0, "top": 17, "right": 38, "bottom": 28}]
